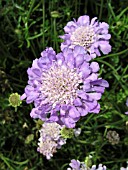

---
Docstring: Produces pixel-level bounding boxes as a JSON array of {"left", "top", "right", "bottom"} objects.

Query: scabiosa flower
[
  {"left": 37, "top": 137, "right": 58, "bottom": 160},
  {"left": 60, "top": 15, "right": 111, "bottom": 58},
  {"left": 37, "top": 122, "right": 66, "bottom": 159},
  {"left": 21, "top": 47, "right": 109, "bottom": 128},
  {"left": 67, "top": 159, "right": 107, "bottom": 170},
  {"left": 39, "top": 121, "right": 62, "bottom": 140}
]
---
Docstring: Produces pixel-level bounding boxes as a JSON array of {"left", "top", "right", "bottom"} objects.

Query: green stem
[
  {"left": 99, "top": 0, "right": 103, "bottom": 20},
  {"left": 96, "top": 59, "right": 119, "bottom": 78},
  {"left": 42, "top": 0, "right": 45, "bottom": 48},
  {"left": 28, "top": 32, "right": 44, "bottom": 40},
  {"left": 75, "top": 0, "right": 78, "bottom": 16},
  {"left": 108, "top": 1, "right": 116, "bottom": 20},
  {"left": 94, "top": 49, "right": 128, "bottom": 60},
  {"left": 0, "top": 154, "right": 15, "bottom": 170},
  {"left": 53, "top": 18, "right": 58, "bottom": 51},
  {"left": 27, "top": 0, "right": 35, "bottom": 21}
]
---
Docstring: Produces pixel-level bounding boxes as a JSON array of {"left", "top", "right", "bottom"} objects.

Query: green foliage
[{"left": 0, "top": 0, "right": 128, "bottom": 169}]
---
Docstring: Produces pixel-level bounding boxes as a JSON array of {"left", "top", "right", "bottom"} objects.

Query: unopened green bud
[
  {"left": 84, "top": 155, "right": 92, "bottom": 167},
  {"left": 60, "top": 127, "right": 74, "bottom": 139},
  {"left": 25, "top": 134, "right": 34, "bottom": 144},
  {"left": 15, "top": 29, "right": 21, "bottom": 35},
  {"left": 35, "top": 119, "right": 44, "bottom": 130},
  {"left": 9, "top": 93, "right": 22, "bottom": 108},
  {"left": 116, "top": 21, "right": 122, "bottom": 26},
  {"left": 51, "top": 11, "right": 60, "bottom": 18}
]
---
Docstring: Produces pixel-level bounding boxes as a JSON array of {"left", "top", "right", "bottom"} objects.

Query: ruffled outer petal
[{"left": 69, "top": 159, "right": 80, "bottom": 169}]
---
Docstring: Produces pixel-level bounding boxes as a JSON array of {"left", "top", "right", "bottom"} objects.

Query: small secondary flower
[
  {"left": 37, "top": 122, "right": 66, "bottom": 159},
  {"left": 67, "top": 159, "right": 107, "bottom": 170},
  {"left": 60, "top": 15, "right": 111, "bottom": 58},
  {"left": 106, "top": 130, "right": 120, "bottom": 145}
]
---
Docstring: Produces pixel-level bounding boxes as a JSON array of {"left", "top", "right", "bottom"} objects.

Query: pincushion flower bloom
[
  {"left": 37, "top": 122, "right": 66, "bottom": 159},
  {"left": 21, "top": 47, "right": 109, "bottom": 128},
  {"left": 67, "top": 159, "right": 107, "bottom": 170},
  {"left": 60, "top": 15, "right": 111, "bottom": 59}
]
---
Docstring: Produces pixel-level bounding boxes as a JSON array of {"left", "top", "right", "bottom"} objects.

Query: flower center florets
[
  {"left": 38, "top": 138, "right": 57, "bottom": 156},
  {"left": 41, "top": 122, "right": 62, "bottom": 140},
  {"left": 70, "top": 26, "right": 96, "bottom": 48},
  {"left": 41, "top": 63, "right": 82, "bottom": 107}
]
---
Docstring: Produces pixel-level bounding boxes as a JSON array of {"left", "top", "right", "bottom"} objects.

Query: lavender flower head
[
  {"left": 67, "top": 159, "right": 107, "bottom": 170},
  {"left": 60, "top": 15, "right": 111, "bottom": 59},
  {"left": 37, "top": 122, "right": 66, "bottom": 159},
  {"left": 21, "top": 47, "right": 109, "bottom": 128}
]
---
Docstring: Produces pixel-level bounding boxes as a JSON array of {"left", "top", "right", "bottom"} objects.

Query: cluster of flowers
[
  {"left": 37, "top": 122, "right": 81, "bottom": 159},
  {"left": 21, "top": 15, "right": 112, "bottom": 166},
  {"left": 37, "top": 122, "right": 65, "bottom": 159},
  {"left": 67, "top": 159, "right": 107, "bottom": 170},
  {"left": 67, "top": 158, "right": 128, "bottom": 170},
  {"left": 21, "top": 15, "right": 110, "bottom": 128}
]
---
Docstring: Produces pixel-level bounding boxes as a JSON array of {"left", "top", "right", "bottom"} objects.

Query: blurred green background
[{"left": 0, "top": 0, "right": 128, "bottom": 169}]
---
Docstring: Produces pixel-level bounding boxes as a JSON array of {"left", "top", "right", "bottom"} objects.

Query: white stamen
[
  {"left": 70, "top": 26, "right": 96, "bottom": 48},
  {"left": 41, "top": 64, "right": 82, "bottom": 107}
]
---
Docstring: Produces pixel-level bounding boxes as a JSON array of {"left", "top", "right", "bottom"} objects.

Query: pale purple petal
[
  {"left": 77, "top": 15, "right": 90, "bottom": 25},
  {"left": 90, "top": 62, "right": 100, "bottom": 72},
  {"left": 69, "top": 159, "right": 80, "bottom": 169}
]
